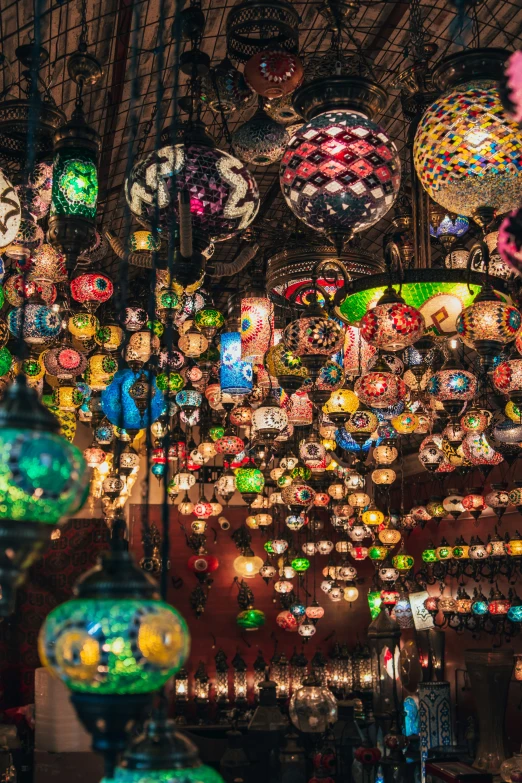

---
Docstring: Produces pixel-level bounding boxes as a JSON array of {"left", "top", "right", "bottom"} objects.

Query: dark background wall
[{"left": 1, "top": 487, "right": 521, "bottom": 752}]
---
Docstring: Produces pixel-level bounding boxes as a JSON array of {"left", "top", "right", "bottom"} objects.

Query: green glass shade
[
  {"left": 51, "top": 149, "right": 98, "bottom": 218},
  {"left": 339, "top": 282, "right": 480, "bottom": 330},
  {"left": 368, "top": 545, "right": 388, "bottom": 561},
  {"left": 236, "top": 607, "right": 266, "bottom": 630},
  {"left": 101, "top": 764, "right": 225, "bottom": 783},
  {"left": 39, "top": 598, "right": 190, "bottom": 695},
  {"left": 209, "top": 426, "right": 225, "bottom": 442},
  {"left": 0, "top": 427, "right": 88, "bottom": 524},
  {"left": 291, "top": 557, "right": 310, "bottom": 572},
  {"left": 436, "top": 547, "right": 451, "bottom": 561},
  {"left": 264, "top": 541, "right": 275, "bottom": 554},
  {"left": 147, "top": 320, "right": 164, "bottom": 337},
  {"left": 156, "top": 372, "right": 184, "bottom": 393},
  {"left": 195, "top": 309, "right": 225, "bottom": 330},
  {"left": 392, "top": 554, "right": 414, "bottom": 572},
  {"left": 291, "top": 465, "right": 312, "bottom": 482},
  {"left": 368, "top": 590, "right": 382, "bottom": 620},
  {"left": 422, "top": 548, "right": 437, "bottom": 563},
  {"left": 0, "top": 347, "right": 12, "bottom": 377},
  {"left": 157, "top": 290, "right": 179, "bottom": 310},
  {"left": 235, "top": 467, "right": 264, "bottom": 495}
]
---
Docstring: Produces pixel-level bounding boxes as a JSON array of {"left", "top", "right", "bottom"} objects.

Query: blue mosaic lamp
[
  {"left": 220, "top": 332, "right": 253, "bottom": 396},
  {"left": 101, "top": 369, "right": 165, "bottom": 430}
]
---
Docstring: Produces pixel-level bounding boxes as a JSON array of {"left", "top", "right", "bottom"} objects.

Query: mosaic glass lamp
[
  {"left": 48, "top": 97, "right": 101, "bottom": 268},
  {"left": 0, "top": 375, "right": 88, "bottom": 614},
  {"left": 283, "top": 305, "right": 344, "bottom": 381},
  {"left": 427, "top": 357, "right": 477, "bottom": 416},
  {"left": 456, "top": 288, "right": 520, "bottom": 361},
  {"left": 280, "top": 108, "right": 400, "bottom": 239},
  {"left": 125, "top": 139, "right": 259, "bottom": 244},
  {"left": 40, "top": 525, "right": 190, "bottom": 776},
  {"left": 413, "top": 49, "right": 522, "bottom": 219},
  {"left": 360, "top": 288, "right": 425, "bottom": 352},
  {"left": 101, "top": 369, "right": 165, "bottom": 431},
  {"left": 220, "top": 332, "right": 253, "bottom": 396},
  {"left": 493, "top": 358, "right": 522, "bottom": 404},
  {"left": 232, "top": 107, "right": 288, "bottom": 166}
]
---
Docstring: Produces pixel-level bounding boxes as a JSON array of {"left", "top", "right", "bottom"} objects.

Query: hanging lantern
[
  {"left": 125, "top": 137, "right": 259, "bottom": 245},
  {"left": 355, "top": 367, "right": 406, "bottom": 409},
  {"left": 266, "top": 342, "right": 307, "bottom": 393},
  {"left": 0, "top": 376, "right": 88, "bottom": 613},
  {"left": 71, "top": 273, "right": 113, "bottom": 309},
  {"left": 252, "top": 401, "right": 288, "bottom": 437},
  {"left": 280, "top": 96, "right": 401, "bottom": 240},
  {"left": 413, "top": 49, "right": 522, "bottom": 219},
  {"left": 462, "top": 490, "right": 487, "bottom": 520},
  {"left": 220, "top": 332, "right": 254, "bottom": 396},
  {"left": 443, "top": 492, "right": 464, "bottom": 519},
  {"left": 322, "top": 388, "right": 359, "bottom": 423},
  {"left": 360, "top": 288, "right": 425, "bottom": 352},
  {"left": 427, "top": 360, "right": 477, "bottom": 416},
  {"left": 232, "top": 108, "right": 288, "bottom": 166},
  {"left": 361, "top": 504, "right": 384, "bottom": 527},
  {"left": 456, "top": 288, "right": 520, "bottom": 362},
  {"left": 493, "top": 359, "right": 522, "bottom": 404},
  {"left": 235, "top": 467, "right": 265, "bottom": 502},
  {"left": 244, "top": 50, "right": 303, "bottom": 99},
  {"left": 39, "top": 530, "right": 190, "bottom": 771},
  {"left": 287, "top": 391, "right": 313, "bottom": 426},
  {"left": 48, "top": 94, "right": 101, "bottom": 268},
  {"left": 283, "top": 307, "right": 344, "bottom": 381}
]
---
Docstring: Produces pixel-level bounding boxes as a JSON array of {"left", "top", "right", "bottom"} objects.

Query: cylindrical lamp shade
[
  {"left": 240, "top": 296, "right": 273, "bottom": 363},
  {"left": 51, "top": 145, "right": 98, "bottom": 219},
  {"left": 419, "top": 682, "right": 453, "bottom": 783},
  {"left": 220, "top": 332, "right": 253, "bottom": 395}
]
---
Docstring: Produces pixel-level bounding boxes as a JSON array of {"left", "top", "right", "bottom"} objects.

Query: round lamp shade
[
  {"left": 39, "top": 598, "right": 189, "bottom": 694},
  {"left": 280, "top": 110, "right": 401, "bottom": 237},
  {"left": 101, "top": 369, "right": 165, "bottom": 430},
  {"left": 126, "top": 144, "right": 259, "bottom": 243},
  {"left": 413, "top": 79, "right": 522, "bottom": 216}
]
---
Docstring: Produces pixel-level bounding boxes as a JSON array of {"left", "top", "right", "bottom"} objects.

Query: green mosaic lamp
[
  {"left": 235, "top": 466, "right": 265, "bottom": 503},
  {"left": 0, "top": 374, "right": 89, "bottom": 614},
  {"left": 48, "top": 50, "right": 102, "bottom": 269},
  {"left": 100, "top": 712, "right": 225, "bottom": 783},
  {"left": 38, "top": 517, "right": 190, "bottom": 775}
]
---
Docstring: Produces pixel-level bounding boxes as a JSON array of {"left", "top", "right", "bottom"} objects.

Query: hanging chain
[
  {"left": 79, "top": 0, "right": 89, "bottom": 51},
  {"left": 409, "top": 0, "right": 427, "bottom": 61}
]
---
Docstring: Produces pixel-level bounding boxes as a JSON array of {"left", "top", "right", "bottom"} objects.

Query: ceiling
[{"left": 1, "top": 0, "right": 522, "bottom": 306}]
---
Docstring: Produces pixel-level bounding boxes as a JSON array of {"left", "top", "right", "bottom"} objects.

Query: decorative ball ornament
[
  {"left": 244, "top": 50, "right": 304, "bottom": 99},
  {"left": 0, "top": 171, "right": 21, "bottom": 248},
  {"left": 413, "top": 52, "right": 522, "bottom": 216},
  {"left": 125, "top": 143, "right": 260, "bottom": 243},
  {"left": 232, "top": 108, "right": 288, "bottom": 166},
  {"left": 360, "top": 290, "right": 425, "bottom": 352},
  {"left": 280, "top": 110, "right": 401, "bottom": 237}
]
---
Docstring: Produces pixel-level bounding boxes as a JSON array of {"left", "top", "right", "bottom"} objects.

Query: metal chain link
[
  {"left": 79, "top": 0, "right": 89, "bottom": 51},
  {"left": 409, "top": 0, "right": 427, "bottom": 60}
]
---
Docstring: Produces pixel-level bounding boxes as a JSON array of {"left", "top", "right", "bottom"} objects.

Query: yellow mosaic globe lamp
[{"left": 414, "top": 49, "right": 522, "bottom": 225}]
